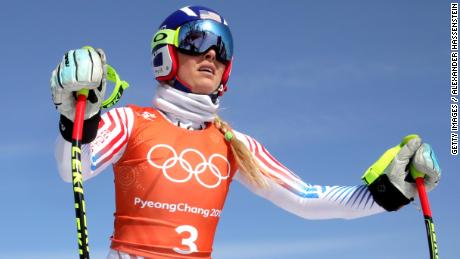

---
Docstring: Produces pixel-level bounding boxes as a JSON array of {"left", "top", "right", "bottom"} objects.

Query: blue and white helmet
[{"left": 151, "top": 6, "right": 233, "bottom": 96}]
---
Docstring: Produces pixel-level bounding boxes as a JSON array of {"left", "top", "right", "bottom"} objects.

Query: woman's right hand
[{"left": 50, "top": 48, "right": 107, "bottom": 121}]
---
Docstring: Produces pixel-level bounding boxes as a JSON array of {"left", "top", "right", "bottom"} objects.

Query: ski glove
[
  {"left": 362, "top": 135, "right": 440, "bottom": 211},
  {"left": 51, "top": 48, "right": 107, "bottom": 121}
]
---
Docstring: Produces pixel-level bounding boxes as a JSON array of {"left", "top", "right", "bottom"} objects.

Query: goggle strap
[{"left": 151, "top": 29, "right": 178, "bottom": 50}]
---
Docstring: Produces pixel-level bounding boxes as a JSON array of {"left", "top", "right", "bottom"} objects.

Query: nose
[{"left": 204, "top": 49, "right": 216, "bottom": 61}]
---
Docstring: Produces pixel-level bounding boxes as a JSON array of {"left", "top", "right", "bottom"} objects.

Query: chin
[{"left": 194, "top": 80, "right": 218, "bottom": 94}]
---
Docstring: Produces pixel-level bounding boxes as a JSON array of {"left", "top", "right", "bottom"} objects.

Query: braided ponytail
[{"left": 214, "top": 116, "right": 267, "bottom": 188}]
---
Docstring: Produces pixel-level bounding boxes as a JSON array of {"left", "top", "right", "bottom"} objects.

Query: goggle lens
[{"left": 176, "top": 20, "right": 233, "bottom": 63}]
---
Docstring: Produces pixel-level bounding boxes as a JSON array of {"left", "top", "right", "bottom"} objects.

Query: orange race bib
[{"left": 110, "top": 106, "right": 237, "bottom": 258}]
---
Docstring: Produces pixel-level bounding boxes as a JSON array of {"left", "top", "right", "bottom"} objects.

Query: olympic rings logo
[{"left": 147, "top": 144, "right": 230, "bottom": 189}]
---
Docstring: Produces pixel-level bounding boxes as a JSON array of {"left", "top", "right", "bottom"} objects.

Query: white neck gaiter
[{"left": 153, "top": 84, "right": 219, "bottom": 130}]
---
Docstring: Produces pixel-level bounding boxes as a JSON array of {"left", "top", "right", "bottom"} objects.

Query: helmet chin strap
[
  {"left": 172, "top": 76, "right": 193, "bottom": 93},
  {"left": 172, "top": 76, "right": 222, "bottom": 104}
]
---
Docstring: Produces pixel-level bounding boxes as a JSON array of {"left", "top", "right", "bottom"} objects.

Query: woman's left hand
[{"left": 363, "top": 136, "right": 441, "bottom": 211}]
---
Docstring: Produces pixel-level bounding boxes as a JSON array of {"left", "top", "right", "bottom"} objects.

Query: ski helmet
[{"left": 151, "top": 6, "right": 233, "bottom": 96}]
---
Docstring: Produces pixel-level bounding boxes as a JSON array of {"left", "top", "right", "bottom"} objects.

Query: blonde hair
[{"left": 214, "top": 116, "right": 267, "bottom": 188}]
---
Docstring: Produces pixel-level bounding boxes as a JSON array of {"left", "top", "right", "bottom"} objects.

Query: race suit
[{"left": 55, "top": 105, "right": 384, "bottom": 258}]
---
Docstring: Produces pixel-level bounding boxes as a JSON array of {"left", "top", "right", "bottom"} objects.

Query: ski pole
[
  {"left": 70, "top": 46, "right": 129, "bottom": 259},
  {"left": 400, "top": 135, "right": 439, "bottom": 259},
  {"left": 410, "top": 159, "right": 439, "bottom": 258},
  {"left": 72, "top": 88, "right": 90, "bottom": 259},
  {"left": 413, "top": 177, "right": 438, "bottom": 259}
]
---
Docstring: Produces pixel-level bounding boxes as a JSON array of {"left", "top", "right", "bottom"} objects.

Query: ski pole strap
[
  {"left": 82, "top": 45, "right": 130, "bottom": 109},
  {"left": 101, "top": 64, "right": 129, "bottom": 109}
]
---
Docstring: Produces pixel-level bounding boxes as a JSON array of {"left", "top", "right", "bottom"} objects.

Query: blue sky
[{"left": 0, "top": 1, "right": 458, "bottom": 258}]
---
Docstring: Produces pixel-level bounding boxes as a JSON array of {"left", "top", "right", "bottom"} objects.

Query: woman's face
[{"left": 176, "top": 49, "right": 226, "bottom": 95}]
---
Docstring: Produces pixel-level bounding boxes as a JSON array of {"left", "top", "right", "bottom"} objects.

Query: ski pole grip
[
  {"left": 411, "top": 164, "right": 426, "bottom": 179},
  {"left": 400, "top": 134, "right": 420, "bottom": 147},
  {"left": 77, "top": 89, "right": 89, "bottom": 97}
]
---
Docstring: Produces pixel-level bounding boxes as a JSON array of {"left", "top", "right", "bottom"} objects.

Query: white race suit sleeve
[{"left": 233, "top": 130, "right": 385, "bottom": 220}]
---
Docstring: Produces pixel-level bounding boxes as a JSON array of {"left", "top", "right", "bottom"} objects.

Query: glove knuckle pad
[
  {"left": 75, "top": 49, "right": 93, "bottom": 84},
  {"left": 57, "top": 48, "right": 106, "bottom": 90},
  {"left": 89, "top": 49, "right": 104, "bottom": 85}
]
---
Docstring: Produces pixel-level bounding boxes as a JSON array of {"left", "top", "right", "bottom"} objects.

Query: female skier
[{"left": 51, "top": 5, "right": 441, "bottom": 259}]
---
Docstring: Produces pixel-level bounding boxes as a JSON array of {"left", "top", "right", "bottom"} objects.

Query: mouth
[{"left": 198, "top": 65, "right": 215, "bottom": 75}]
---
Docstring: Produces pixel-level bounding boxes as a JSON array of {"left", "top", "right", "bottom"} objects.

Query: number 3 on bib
[{"left": 173, "top": 225, "right": 198, "bottom": 254}]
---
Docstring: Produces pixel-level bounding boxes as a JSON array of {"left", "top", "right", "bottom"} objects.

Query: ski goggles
[{"left": 152, "top": 19, "right": 233, "bottom": 64}]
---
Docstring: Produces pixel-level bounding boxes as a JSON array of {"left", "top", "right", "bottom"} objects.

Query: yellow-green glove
[{"left": 362, "top": 135, "right": 422, "bottom": 211}]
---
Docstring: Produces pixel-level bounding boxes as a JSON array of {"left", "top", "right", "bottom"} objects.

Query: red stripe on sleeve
[
  {"left": 250, "top": 138, "right": 300, "bottom": 183},
  {"left": 260, "top": 145, "right": 301, "bottom": 180},
  {"left": 94, "top": 109, "right": 129, "bottom": 167}
]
